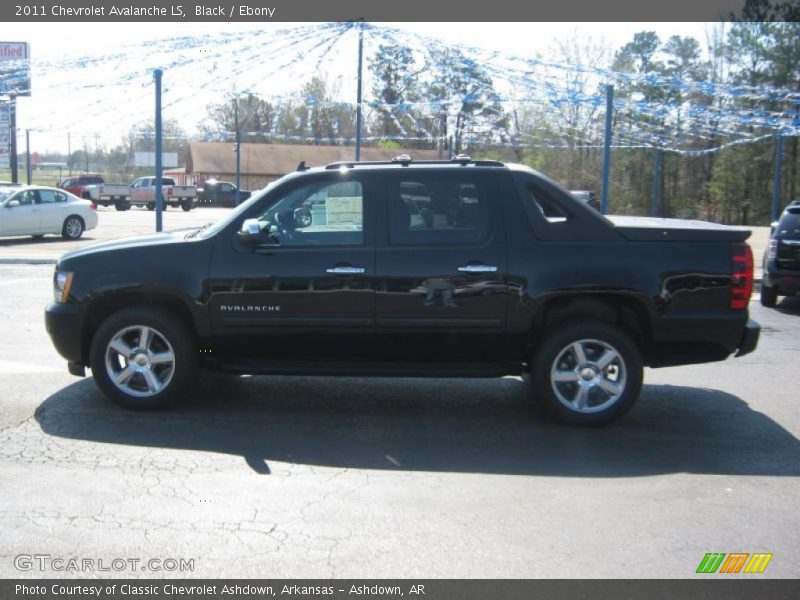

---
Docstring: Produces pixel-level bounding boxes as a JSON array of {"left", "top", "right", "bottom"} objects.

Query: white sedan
[{"left": 0, "top": 185, "right": 98, "bottom": 240}]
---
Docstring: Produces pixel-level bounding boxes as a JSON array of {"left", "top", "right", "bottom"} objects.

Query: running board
[{"left": 206, "top": 359, "right": 525, "bottom": 379}]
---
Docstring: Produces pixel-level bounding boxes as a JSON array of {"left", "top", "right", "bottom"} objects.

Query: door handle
[
  {"left": 326, "top": 266, "right": 366, "bottom": 274},
  {"left": 458, "top": 264, "right": 498, "bottom": 273}
]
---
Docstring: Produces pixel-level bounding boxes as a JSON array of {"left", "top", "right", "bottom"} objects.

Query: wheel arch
[
  {"left": 81, "top": 291, "right": 198, "bottom": 364},
  {"left": 531, "top": 293, "right": 653, "bottom": 354}
]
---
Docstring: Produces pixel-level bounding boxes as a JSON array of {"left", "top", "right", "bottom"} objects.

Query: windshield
[
  {"left": 194, "top": 178, "right": 282, "bottom": 240},
  {"left": 0, "top": 190, "right": 15, "bottom": 204}
]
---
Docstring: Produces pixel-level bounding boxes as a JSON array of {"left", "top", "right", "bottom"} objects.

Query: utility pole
[
  {"left": 9, "top": 98, "right": 17, "bottom": 183},
  {"left": 25, "top": 128, "right": 31, "bottom": 184}
]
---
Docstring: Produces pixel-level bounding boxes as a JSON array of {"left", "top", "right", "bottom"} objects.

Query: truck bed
[{"left": 607, "top": 216, "right": 751, "bottom": 243}]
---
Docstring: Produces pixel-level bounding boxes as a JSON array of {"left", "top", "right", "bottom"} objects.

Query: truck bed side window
[
  {"left": 529, "top": 189, "right": 568, "bottom": 223},
  {"left": 388, "top": 176, "right": 491, "bottom": 245}
]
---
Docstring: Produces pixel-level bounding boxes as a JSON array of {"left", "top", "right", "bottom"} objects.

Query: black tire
[
  {"left": 181, "top": 199, "right": 193, "bottom": 212},
  {"left": 89, "top": 306, "right": 197, "bottom": 409},
  {"left": 61, "top": 215, "right": 85, "bottom": 240},
  {"left": 531, "top": 320, "right": 643, "bottom": 426},
  {"left": 147, "top": 204, "right": 155, "bottom": 211},
  {"left": 114, "top": 199, "right": 130, "bottom": 211},
  {"left": 760, "top": 284, "right": 778, "bottom": 308}
]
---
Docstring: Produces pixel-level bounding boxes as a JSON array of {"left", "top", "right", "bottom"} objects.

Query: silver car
[{"left": 0, "top": 185, "right": 98, "bottom": 240}]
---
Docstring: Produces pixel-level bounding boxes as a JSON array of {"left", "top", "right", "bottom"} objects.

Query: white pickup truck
[
  {"left": 80, "top": 183, "right": 131, "bottom": 210},
  {"left": 129, "top": 176, "right": 196, "bottom": 211},
  {"left": 81, "top": 177, "right": 196, "bottom": 211}
]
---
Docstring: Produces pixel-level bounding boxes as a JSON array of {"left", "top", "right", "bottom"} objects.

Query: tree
[
  {"left": 369, "top": 44, "right": 423, "bottom": 140},
  {"left": 423, "top": 48, "right": 509, "bottom": 153},
  {"left": 204, "top": 93, "right": 276, "bottom": 142}
]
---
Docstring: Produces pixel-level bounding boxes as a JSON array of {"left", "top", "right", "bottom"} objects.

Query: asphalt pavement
[{"left": 0, "top": 265, "right": 797, "bottom": 578}]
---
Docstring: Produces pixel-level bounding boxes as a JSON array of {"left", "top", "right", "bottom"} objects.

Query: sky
[{"left": 6, "top": 21, "right": 715, "bottom": 154}]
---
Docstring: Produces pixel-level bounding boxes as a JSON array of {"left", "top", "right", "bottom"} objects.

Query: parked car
[
  {"left": 81, "top": 181, "right": 133, "bottom": 211},
  {"left": 45, "top": 157, "right": 759, "bottom": 426},
  {"left": 571, "top": 190, "right": 599, "bottom": 210},
  {"left": 197, "top": 180, "right": 251, "bottom": 207},
  {"left": 0, "top": 185, "right": 98, "bottom": 240},
  {"left": 59, "top": 174, "right": 104, "bottom": 201},
  {"left": 761, "top": 200, "right": 800, "bottom": 307}
]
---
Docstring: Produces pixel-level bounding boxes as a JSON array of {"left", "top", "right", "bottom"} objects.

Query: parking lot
[
  {"left": 0, "top": 205, "right": 232, "bottom": 262},
  {"left": 0, "top": 208, "right": 797, "bottom": 579}
]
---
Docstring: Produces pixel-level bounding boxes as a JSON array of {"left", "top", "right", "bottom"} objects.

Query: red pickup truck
[{"left": 59, "top": 174, "right": 104, "bottom": 201}]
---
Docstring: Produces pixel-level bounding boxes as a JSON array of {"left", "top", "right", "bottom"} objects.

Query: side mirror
[
  {"left": 236, "top": 218, "right": 263, "bottom": 245},
  {"left": 294, "top": 207, "right": 312, "bottom": 228},
  {"left": 5, "top": 199, "right": 20, "bottom": 208}
]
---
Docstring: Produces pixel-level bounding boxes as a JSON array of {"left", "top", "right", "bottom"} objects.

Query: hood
[
  {"left": 606, "top": 216, "right": 751, "bottom": 243},
  {"left": 58, "top": 231, "right": 187, "bottom": 262}
]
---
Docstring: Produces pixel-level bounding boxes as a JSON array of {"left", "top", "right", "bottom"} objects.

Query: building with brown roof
[{"left": 184, "top": 142, "right": 443, "bottom": 190}]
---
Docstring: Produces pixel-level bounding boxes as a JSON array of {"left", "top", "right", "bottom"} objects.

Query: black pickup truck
[
  {"left": 45, "top": 157, "right": 759, "bottom": 425},
  {"left": 196, "top": 180, "right": 251, "bottom": 207}
]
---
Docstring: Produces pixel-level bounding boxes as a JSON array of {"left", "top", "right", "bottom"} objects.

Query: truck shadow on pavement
[
  {"left": 35, "top": 375, "right": 799, "bottom": 477},
  {"left": 774, "top": 295, "right": 800, "bottom": 315}
]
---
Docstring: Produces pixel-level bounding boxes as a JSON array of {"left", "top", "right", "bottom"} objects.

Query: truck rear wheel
[
  {"left": 531, "top": 320, "right": 643, "bottom": 426},
  {"left": 114, "top": 199, "right": 130, "bottom": 211},
  {"left": 181, "top": 199, "right": 193, "bottom": 211},
  {"left": 760, "top": 284, "right": 778, "bottom": 308},
  {"left": 89, "top": 306, "right": 197, "bottom": 409}
]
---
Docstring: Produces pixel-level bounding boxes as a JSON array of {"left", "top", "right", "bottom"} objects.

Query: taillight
[
  {"left": 730, "top": 243, "right": 753, "bottom": 310},
  {"left": 90, "top": 202, "right": 97, "bottom": 210},
  {"left": 167, "top": 188, "right": 173, "bottom": 196},
  {"left": 767, "top": 239, "right": 777, "bottom": 261}
]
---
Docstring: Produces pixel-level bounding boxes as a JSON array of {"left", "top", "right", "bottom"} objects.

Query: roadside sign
[
  {"left": 135, "top": 152, "right": 179, "bottom": 168},
  {"left": 0, "top": 41, "right": 31, "bottom": 96}
]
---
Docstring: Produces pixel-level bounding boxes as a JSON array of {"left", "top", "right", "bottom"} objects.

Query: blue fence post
[
  {"left": 355, "top": 21, "right": 364, "bottom": 161},
  {"left": 600, "top": 84, "right": 614, "bottom": 215},
  {"left": 154, "top": 68, "right": 163, "bottom": 233},
  {"left": 771, "top": 135, "right": 784, "bottom": 223},
  {"left": 651, "top": 148, "right": 662, "bottom": 217},
  {"left": 235, "top": 129, "right": 241, "bottom": 206}
]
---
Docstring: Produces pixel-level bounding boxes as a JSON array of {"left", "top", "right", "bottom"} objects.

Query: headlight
[{"left": 54, "top": 270, "right": 74, "bottom": 303}]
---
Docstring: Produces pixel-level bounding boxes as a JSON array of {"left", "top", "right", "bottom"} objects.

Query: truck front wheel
[
  {"left": 531, "top": 321, "right": 643, "bottom": 426},
  {"left": 89, "top": 306, "right": 197, "bottom": 409}
]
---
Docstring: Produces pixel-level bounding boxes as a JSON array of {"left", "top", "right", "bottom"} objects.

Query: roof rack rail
[{"left": 324, "top": 155, "right": 504, "bottom": 170}]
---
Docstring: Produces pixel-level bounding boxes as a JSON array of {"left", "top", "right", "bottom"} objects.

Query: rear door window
[{"left": 387, "top": 173, "right": 493, "bottom": 246}]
